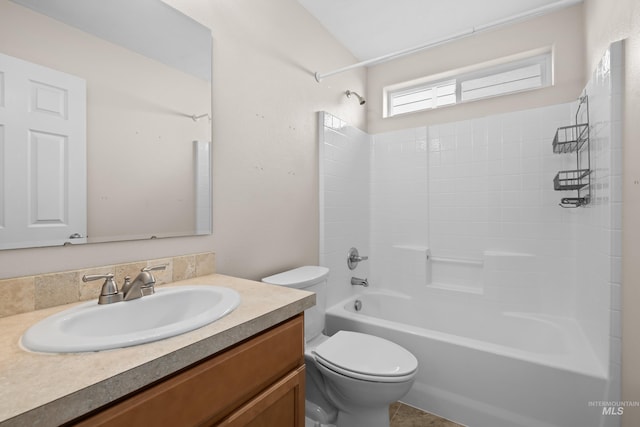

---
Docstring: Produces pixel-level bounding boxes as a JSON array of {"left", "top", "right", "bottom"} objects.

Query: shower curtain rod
[{"left": 313, "top": 0, "right": 582, "bottom": 82}]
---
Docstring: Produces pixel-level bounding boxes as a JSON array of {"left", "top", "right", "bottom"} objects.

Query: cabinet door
[
  {"left": 71, "top": 315, "right": 304, "bottom": 427},
  {"left": 216, "top": 366, "right": 305, "bottom": 427}
]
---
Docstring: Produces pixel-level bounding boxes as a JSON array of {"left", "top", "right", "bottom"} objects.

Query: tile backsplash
[{"left": 0, "top": 252, "right": 215, "bottom": 318}]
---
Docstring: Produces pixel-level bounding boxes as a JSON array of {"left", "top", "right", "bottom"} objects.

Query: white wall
[
  {"left": 366, "top": 4, "right": 585, "bottom": 134},
  {"left": 0, "top": 0, "right": 367, "bottom": 280},
  {"left": 164, "top": 0, "right": 367, "bottom": 280}
]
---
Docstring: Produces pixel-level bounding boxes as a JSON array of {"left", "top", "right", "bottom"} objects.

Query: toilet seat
[{"left": 312, "top": 331, "right": 417, "bottom": 383}]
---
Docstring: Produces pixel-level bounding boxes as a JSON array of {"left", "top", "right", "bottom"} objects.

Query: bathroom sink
[{"left": 21, "top": 286, "right": 241, "bottom": 353}]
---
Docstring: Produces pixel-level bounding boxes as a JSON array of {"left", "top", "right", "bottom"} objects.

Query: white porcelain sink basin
[{"left": 21, "top": 286, "right": 241, "bottom": 353}]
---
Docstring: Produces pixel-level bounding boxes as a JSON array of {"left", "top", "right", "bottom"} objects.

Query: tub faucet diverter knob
[{"left": 347, "top": 247, "right": 369, "bottom": 270}]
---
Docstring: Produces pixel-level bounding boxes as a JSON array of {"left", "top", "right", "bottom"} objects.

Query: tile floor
[{"left": 389, "top": 402, "right": 464, "bottom": 427}]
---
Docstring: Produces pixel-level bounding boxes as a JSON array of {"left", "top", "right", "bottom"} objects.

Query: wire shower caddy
[{"left": 552, "top": 95, "right": 590, "bottom": 208}]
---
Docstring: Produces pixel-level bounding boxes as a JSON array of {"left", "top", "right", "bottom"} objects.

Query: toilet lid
[
  {"left": 313, "top": 331, "right": 417, "bottom": 380},
  {"left": 262, "top": 266, "right": 329, "bottom": 289}
]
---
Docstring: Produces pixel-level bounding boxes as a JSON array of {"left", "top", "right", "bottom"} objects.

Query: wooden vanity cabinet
[{"left": 71, "top": 314, "right": 305, "bottom": 427}]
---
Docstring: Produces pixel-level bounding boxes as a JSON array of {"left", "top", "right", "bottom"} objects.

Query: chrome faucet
[
  {"left": 121, "top": 265, "right": 167, "bottom": 300},
  {"left": 351, "top": 277, "right": 369, "bottom": 287},
  {"left": 119, "top": 276, "right": 143, "bottom": 301},
  {"left": 82, "top": 265, "right": 166, "bottom": 304}
]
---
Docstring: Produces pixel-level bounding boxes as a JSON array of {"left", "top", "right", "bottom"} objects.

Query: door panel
[
  {"left": 29, "top": 130, "right": 67, "bottom": 224},
  {"left": 0, "top": 52, "right": 86, "bottom": 248}
]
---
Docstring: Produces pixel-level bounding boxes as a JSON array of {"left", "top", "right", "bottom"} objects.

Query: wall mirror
[{"left": 0, "top": 0, "right": 212, "bottom": 250}]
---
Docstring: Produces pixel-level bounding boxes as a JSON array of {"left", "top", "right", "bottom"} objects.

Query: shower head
[{"left": 346, "top": 90, "right": 366, "bottom": 105}]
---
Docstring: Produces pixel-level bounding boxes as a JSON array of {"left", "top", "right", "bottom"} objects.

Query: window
[
  {"left": 461, "top": 63, "right": 544, "bottom": 101},
  {"left": 385, "top": 50, "right": 552, "bottom": 117},
  {"left": 390, "top": 80, "right": 456, "bottom": 115}
]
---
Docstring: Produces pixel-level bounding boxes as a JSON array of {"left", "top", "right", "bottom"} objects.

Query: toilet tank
[{"left": 262, "top": 266, "right": 329, "bottom": 341}]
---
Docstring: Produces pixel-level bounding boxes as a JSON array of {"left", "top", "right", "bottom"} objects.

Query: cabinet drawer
[
  {"left": 73, "top": 314, "right": 304, "bottom": 427},
  {"left": 217, "top": 365, "right": 305, "bottom": 427}
]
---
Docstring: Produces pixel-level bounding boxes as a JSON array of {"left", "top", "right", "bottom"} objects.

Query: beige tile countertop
[{"left": 0, "top": 274, "right": 315, "bottom": 427}]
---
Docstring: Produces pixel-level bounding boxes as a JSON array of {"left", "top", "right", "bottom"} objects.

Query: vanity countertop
[{"left": 0, "top": 274, "right": 315, "bottom": 427}]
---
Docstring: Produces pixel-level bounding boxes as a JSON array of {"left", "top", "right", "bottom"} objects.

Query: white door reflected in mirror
[
  {"left": 0, "top": 0, "right": 212, "bottom": 250},
  {"left": 0, "top": 52, "right": 87, "bottom": 249}
]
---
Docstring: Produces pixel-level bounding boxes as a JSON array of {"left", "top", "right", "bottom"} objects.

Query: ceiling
[
  {"left": 11, "top": 0, "right": 211, "bottom": 80},
  {"left": 297, "top": 0, "right": 582, "bottom": 62}
]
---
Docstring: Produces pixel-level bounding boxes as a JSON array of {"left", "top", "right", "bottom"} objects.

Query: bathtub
[{"left": 325, "top": 290, "right": 611, "bottom": 427}]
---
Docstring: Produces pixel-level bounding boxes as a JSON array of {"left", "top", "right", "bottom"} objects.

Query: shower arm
[{"left": 191, "top": 113, "right": 211, "bottom": 122}]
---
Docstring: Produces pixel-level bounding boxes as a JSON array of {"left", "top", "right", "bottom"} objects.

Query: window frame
[{"left": 384, "top": 49, "right": 553, "bottom": 118}]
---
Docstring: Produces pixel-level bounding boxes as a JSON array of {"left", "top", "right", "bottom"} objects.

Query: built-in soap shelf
[
  {"left": 552, "top": 95, "right": 590, "bottom": 208},
  {"left": 427, "top": 249, "right": 484, "bottom": 294},
  {"left": 390, "top": 246, "right": 537, "bottom": 295}
]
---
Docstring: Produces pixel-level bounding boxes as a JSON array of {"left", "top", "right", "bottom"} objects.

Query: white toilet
[{"left": 262, "top": 266, "right": 418, "bottom": 427}]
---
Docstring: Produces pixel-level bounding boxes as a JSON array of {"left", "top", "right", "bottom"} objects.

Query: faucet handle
[
  {"left": 139, "top": 264, "right": 167, "bottom": 296},
  {"left": 83, "top": 273, "right": 117, "bottom": 294},
  {"left": 347, "top": 247, "right": 369, "bottom": 270},
  {"left": 142, "top": 264, "right": 167, "bottom": 273},
  {"left": 141, "top": 264, "right": 167, "bottom": 284},
  {"left": 82, "top": 273, "right": 123, "bottom": 304}
]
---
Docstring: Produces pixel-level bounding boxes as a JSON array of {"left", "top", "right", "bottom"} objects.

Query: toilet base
[
  {"left": 305, "top": 399, "right": 337, "bottom": 426},
  {"left": 335, "top": 406, "right": 390, "bottom": 427},
  {"left": 305, "top": 416, "right": 336, "bottom": 427}
]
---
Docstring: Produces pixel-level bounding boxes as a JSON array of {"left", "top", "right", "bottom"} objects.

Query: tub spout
[{"left": 351, "top": 277, "right": 368, "bottom": 287}]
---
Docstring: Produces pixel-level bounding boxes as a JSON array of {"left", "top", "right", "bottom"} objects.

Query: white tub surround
[{"left": 326, "top": 291, "right": 607, "bottom": 427}]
